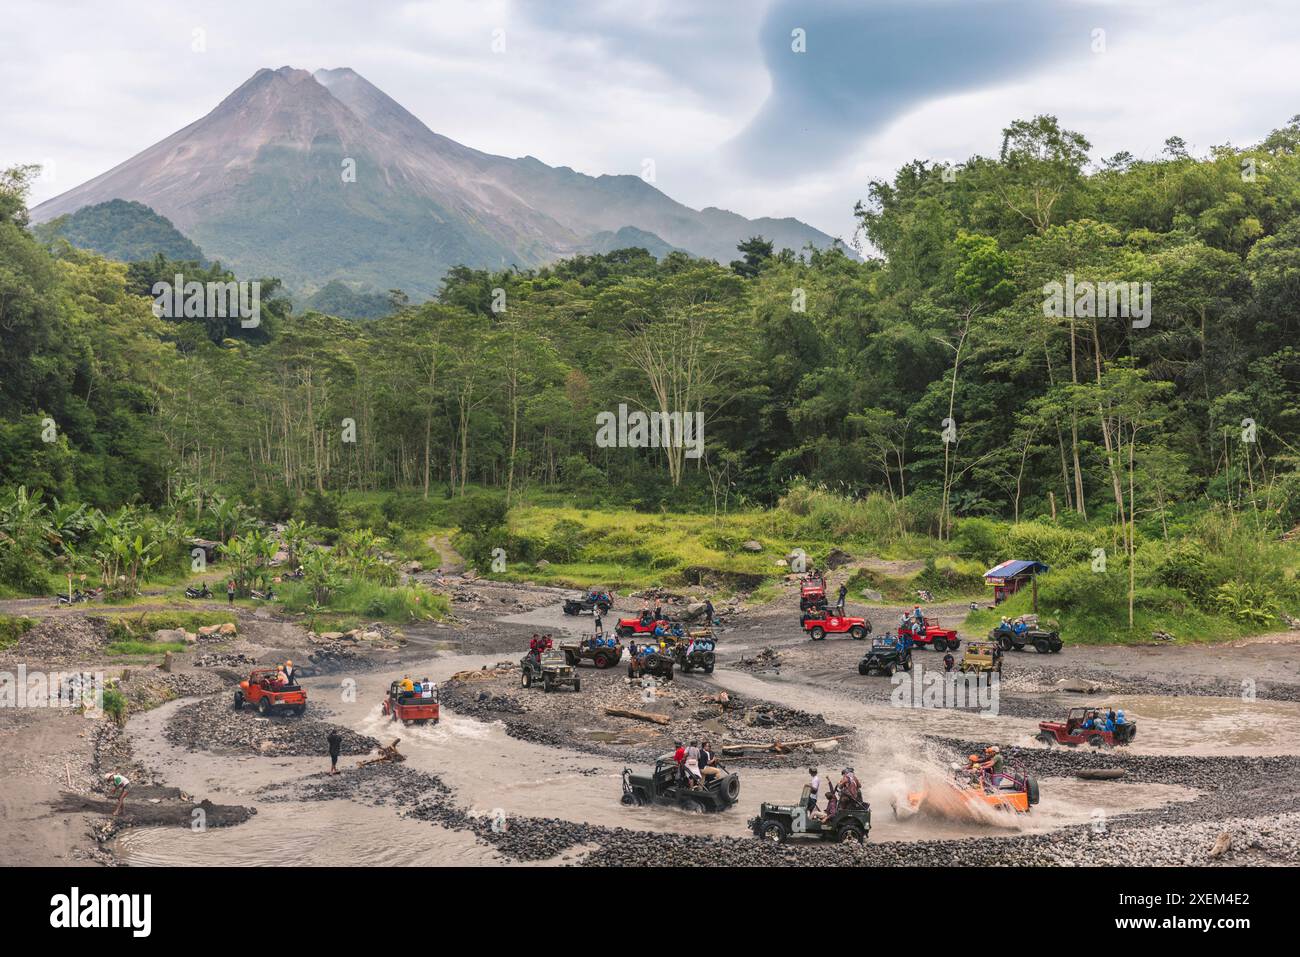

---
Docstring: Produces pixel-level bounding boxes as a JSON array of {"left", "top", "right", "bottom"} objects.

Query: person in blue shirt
[{"left": 1115, "top": 710, "right": 1127, "bottom": 725}]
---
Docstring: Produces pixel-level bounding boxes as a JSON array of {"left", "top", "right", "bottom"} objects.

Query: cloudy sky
[{"left": 5, "top": 0, "right": 1299, "bottom": 246}]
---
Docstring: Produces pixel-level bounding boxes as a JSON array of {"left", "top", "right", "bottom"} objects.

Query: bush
[
  {"left": 952, "top": 517, "right": 1002, "bottom": 565},
  {"left": 1210, "top": 581, "right": 1279, "bottom": 626},
  {"left": 1154, "top": 541, "right": 1214, "bottom": 603},
  {"left": 0, "top": 615, "right": 36, "bottom": 650}
]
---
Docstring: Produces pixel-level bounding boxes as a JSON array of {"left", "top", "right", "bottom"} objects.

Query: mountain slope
[
  {"left": 32, "top": 199, "right": 207, "bottom": 263},
  {"left": 31, "top": 66, "right": 848, "bottom": 296}
]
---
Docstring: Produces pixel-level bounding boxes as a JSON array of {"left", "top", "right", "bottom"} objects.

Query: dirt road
[{"left": 4, "top": 572, "right": 1299, "bottom": 867}]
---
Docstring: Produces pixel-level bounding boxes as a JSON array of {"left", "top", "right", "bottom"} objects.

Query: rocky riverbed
[{"left": 5, "top": 568, "right": 1300, "bottom": 868}]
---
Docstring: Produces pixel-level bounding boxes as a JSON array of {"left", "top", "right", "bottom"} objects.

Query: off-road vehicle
[
  {"left": 898, "top": 617, "right": 960, "bottom": 652},
  {"left": 560, "top": 635, "right": 624, "bottom": 669},
  {"left": 749, "top": 786, "right": 871, "bottom": 843},
  {"left": 520, "top": 649, "right": 581, "bottom": 692},
  {"left": 802, "top": 612, "right": 871, "bottom": 641},
  {"left": 627, "top": 648, "right": 675, "bottom": 681},
  {"left": 621, "top": 755, "right": 740, "bottom": 812},
  {"left": 674, "top": 632, "right": 717, "bottom": 673},
  {"left": 990, "top": 615, "right": 1063, "bottom": 653},
  {"left": 858, "top": 634, "right": 913, "bottom": 676},
  {"left": 233, "top": 668, "right": 306, "bottom": 715},
  {"left": 562, "top": 589, "right": 614, "bottom": 616},
  {"left": 1037, "top": 706, "right": 1136, "bottom": 748},
  {"left": 959, "top": 641, "right": 1003, "bottom": 675}
]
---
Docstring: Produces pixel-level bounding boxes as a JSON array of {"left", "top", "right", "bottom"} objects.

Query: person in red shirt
[{"left": 673, "top": 741, "right": 686, "bottom": 785}]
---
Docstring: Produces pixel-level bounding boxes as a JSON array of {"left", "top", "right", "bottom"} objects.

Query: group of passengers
[
  {"left": 672, "top": 740, "right": 724, "bottom": 788},
  {"left": 1079, "top": 708, "right": 1126, "bottom": 732},
  {"left": 804, "top": 766, "right": 863, "bottom": 821},
  {"left": 397, "top": 674, "right": 435, "bottom": 701},
  {"left": 965, "top": 745, "right": 1010, "bottom": 788},
  {"left": 263, "top": 660, "right": 297, "bottom": 689},
  {"left": 527, "top": 633, "right": 554, "bottom": 661}
]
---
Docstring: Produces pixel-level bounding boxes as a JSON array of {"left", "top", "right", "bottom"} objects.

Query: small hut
[{"left": 983, "top": 559, "right": 1050, "bottom": 609}]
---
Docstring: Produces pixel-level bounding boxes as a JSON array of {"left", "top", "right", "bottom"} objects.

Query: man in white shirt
[{"left": 807, "top": 767, "right": 820, "bottom": 812}]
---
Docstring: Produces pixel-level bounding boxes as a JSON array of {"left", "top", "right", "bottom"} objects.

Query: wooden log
[
  {"left": 721, "top": 734, "right": 847, "bottom": 754},
  {"left": 604, "top": 707, "right": 671, "bottom": 725}
]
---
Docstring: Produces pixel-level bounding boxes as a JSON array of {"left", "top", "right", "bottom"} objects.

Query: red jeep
[
  {"left": 898, "top": 617, "right": 960, "bottom": 652},
  {"left": 381, "top": 679, "right": 440, "bottom": 725},
  {"left": 233, "top": 668, "right": 306, "bottom": 716},
  {"left": 802, "top": 613, "right": 872, "bottom": 641},
  {"left": 799, "top": 575, "right": 827, "bottom": 611},
  {"left": 616, "top": 616, "right": 672, "bottom": 639},
  {"left": 1037, "top": 707, "right": 1136, "bottom": 748}
]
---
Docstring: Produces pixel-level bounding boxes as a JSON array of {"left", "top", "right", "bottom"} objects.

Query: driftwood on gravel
[
  {"left": 358, "top": 739, "right": 405, "bottom": 766},
  {"left": 721, "top": 734, "right": 846, "bottom": 754},
  {"left": 1076, "top": 768, "right": 1126, "bottom": 780},
  {"left": 604, "top": 707, "right": 671, "bottom": 725}
]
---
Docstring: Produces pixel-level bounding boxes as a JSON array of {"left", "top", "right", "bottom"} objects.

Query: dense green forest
[{"left": 4, "top": 113, "right": 1300, "bottom": 637}]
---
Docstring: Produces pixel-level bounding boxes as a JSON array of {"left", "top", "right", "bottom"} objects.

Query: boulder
[
  {"left": 218, "top": 622, "right": 237, "bottom": 637},
  {"left": 535, "top": 559, "right": 551, "bottom": 569},
  {"left": 742, "top": 540, "right": 763, "bottom": 552},
  {"left": 774, "top": 559, "right": 788, "bottom": 568},
  {"left": 861, "top": 589, "right": 884, "bottom": 602},
  {"left": 825, "top": 548, "right": 852, "bottom": 569},
  {"left": 154, "top": 628, "right": 191, "bottom": 645},
  {"left": 197, "top": 624, "right": 220, "bottom": 637},
  {"left": 406, "top": 561, "right": 423, "bottom": 574}
]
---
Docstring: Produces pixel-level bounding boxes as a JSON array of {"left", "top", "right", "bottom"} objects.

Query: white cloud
[{"left": 3, "top": 0, "right": 1297, "bottom": 246}]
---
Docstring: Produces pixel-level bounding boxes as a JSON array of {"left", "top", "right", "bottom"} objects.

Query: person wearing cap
[{"left": 105, "top": 771, "right": 130, "bottom": 816}]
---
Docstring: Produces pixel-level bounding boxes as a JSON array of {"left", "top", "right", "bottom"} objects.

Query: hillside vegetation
[{"left": 5, "top": 112, "right": 1300, "bottom": 641}]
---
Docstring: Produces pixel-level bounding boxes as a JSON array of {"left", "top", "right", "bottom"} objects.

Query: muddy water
[{"left": 113, "top": 599, "right": 1286, "bottom": 865}]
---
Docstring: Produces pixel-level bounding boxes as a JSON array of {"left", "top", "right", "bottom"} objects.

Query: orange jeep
[{"left": 234, "top": 668, "right": 306, "bottom": 716}]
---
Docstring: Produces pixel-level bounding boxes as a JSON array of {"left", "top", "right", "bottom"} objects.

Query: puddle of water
[{"left": 112, "top": 800, "right": 501, "bottom": 866}]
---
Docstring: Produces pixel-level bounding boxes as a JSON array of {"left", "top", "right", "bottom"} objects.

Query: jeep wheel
[
  {"left": 932, "top": 638, "right": 947, "bottom": 652},
  {"left": 884, "top": 663, "right": 896, "bottom": 677},
  {"left": 704, "top": 662, "right": 715, "bottom": 674},
  {"left": 1036, "top": 731, "right": 1056, "bottom": 747},
  {"left": 573, "top": 679, "right": 581, "bottom": 692},
  {"left": 617, "top": 625, "right": 633, "bottom": 639},
  {"left": 257, "top": 697, "right": 271, "bottom": 716},
  {"left": 1026, "top": 775, "right": 1040, "bottom": 806},
  {"left": 593, "top": 653, "right": 610, "bottom": 669},
  {"left": 620, "top": 793, "right": 636, "bottom": 806},
  {"left": 724, "top": 776, "right": 741, "bottom": 802},
  {"left": 858, "top": 662, "right": 869, "bottom": 675},
  {"left": 233, "top": 691, "right": 244, "bottom": 710},
  {"left": 521, "top": 671, "right": 531, "bottom": 688},
  {"left": 836, "top": 824, "right": 864, "bottom": 844},
  {"left": 761, "top": 821, "right": 788, "bottom": 844},
  {"left": 1035, "top": 639, "right": 1050, "bottom": 653},
  {"left": 998, "top": 635, "right": 1014, "bottom": 651},
  {"left": 543, "top": 678, "right": 554, "bottom": 692},
  {"left": 811, "top": 626, "right": 826, "bottom": 641},
  {"left": 902, "top": 655, "right": 913, "bottom": 672},
  {"left": 597, "top": 604, "right": 610, "bottom": 616},
  {"left": 1089, "top": 735, "right": 1105, "bottom": 748},
  {"left": 850, "top": 625, "right": 866, "bottom": 640},
  {"left": 294, "top": 705, "right": 306, "bottom": 716}
]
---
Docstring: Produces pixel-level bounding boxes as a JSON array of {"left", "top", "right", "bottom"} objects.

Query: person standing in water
[{"left": 327, "top": 729, "right": 343, "bottom": 775}]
